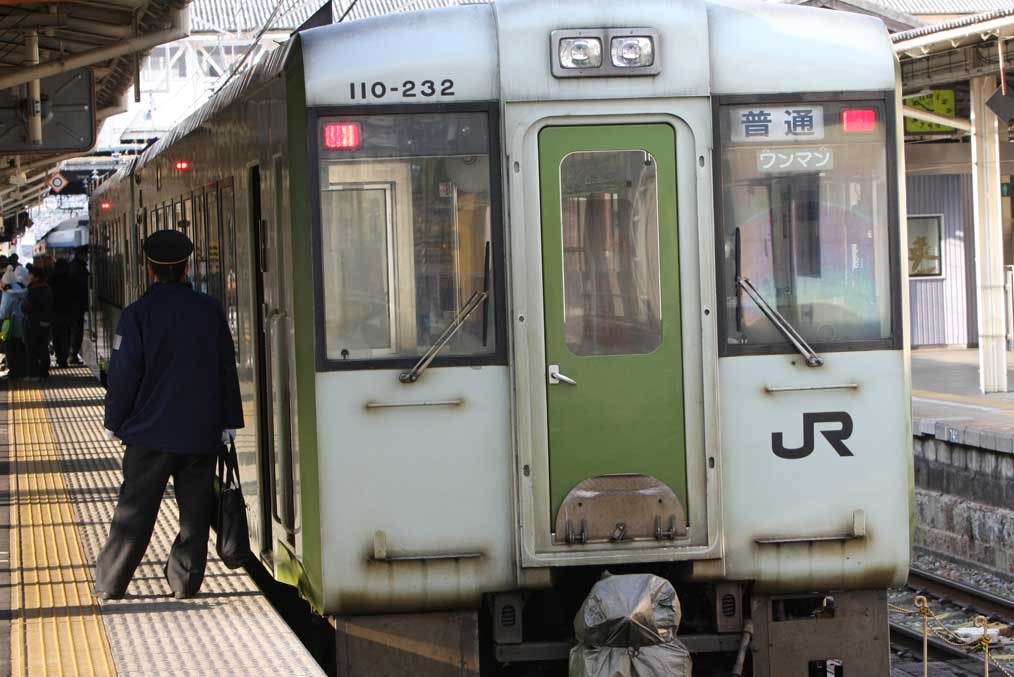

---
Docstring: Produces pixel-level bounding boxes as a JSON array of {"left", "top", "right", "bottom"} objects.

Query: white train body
[{"left": 300, "top": 0, "right": 909, "bottom": 605}]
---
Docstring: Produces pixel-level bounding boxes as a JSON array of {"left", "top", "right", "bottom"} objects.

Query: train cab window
[
  {"left": 316, "top": 111, "right": 498, "bottom": 365},
  {"left": 559, "top": 150, "right": 662, "bottom": 356},
  {"left": 716, "top": 99, "right": 895, "bottom": 353}
]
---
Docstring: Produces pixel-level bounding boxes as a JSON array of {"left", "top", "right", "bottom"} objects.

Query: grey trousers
[{"left": 95, "top": 444, "right": 217, "bottom": 597}]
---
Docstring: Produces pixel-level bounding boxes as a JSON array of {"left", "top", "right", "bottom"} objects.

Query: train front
[{"left": 293, "top": 0, "right": 910, "bottom": 674}]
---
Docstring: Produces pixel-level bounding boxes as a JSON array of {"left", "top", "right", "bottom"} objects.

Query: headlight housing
[{"left": 550, "top": 28, "right": 660, "bottom": 78}]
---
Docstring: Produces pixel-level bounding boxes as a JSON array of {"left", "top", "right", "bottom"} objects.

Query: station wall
[
  {"left": 911, "top": 432, "right": 1014, "bottom": 575},
  {"left": 906, "top": 174, "right": 977, "bottom": 347}
]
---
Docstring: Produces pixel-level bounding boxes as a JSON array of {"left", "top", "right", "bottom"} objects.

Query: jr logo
[{"left": 771, "top": 412, "right": 854, "bottom": 459}]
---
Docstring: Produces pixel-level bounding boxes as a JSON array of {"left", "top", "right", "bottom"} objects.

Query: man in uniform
[
  {"left": 95, "top": 230, "right": 244, "bottom": 600},
  {"left": 66, "top": 245, "right": 89, "bottom": 365}
]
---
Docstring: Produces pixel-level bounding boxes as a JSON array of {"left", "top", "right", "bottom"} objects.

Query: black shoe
[
  {"left": 172, "top": 590, "right": 197, "bottom": 599},
  {"left": 68, "top": 357, "right": 83, "bottom": 366}
]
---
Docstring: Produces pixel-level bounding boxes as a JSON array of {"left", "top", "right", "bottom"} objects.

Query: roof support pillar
[
  {"left": 970, "top": 74, "right": 1008, "bottom": 393},
  {"left": 24, "top": 30, "right": 41, "bottom": 146}
]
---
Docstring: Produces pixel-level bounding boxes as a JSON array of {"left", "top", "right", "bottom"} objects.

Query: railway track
[
  {"left": 888, "top": 566, "right": 1014, "bottom": 674},
  {"left": 907, "top": 567, "right": 1014, "bottom": 623}
]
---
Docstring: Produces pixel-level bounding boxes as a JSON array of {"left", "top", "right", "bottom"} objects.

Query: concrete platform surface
[
  {"left": 3, "top": 369, "right": 325, "bottom": 676},
  {"left": 912, "top": 348, "right": 1014, "bottom": 453}
]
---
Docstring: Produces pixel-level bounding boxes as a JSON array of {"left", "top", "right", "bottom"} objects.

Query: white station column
[{"left": 970, "top": 75, "right": 1008, "bottom": 393}]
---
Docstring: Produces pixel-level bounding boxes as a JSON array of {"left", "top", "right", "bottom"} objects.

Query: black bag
[{"left": 216, "top": 440, "right": 251, "bottom": 569}]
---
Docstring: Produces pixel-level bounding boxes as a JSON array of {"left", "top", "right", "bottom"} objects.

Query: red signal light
[
  {"left": 323, "top": 122, "right": 361, "bottom": 150},
  {"left": 100, "top": 201, "right": 112, "bottom": 211},
  {"left": 175, "top": 160, "right": 191, "bottom": 171},
  {"left": 841, "top": 109, "right": 877, "bottom": 133}
]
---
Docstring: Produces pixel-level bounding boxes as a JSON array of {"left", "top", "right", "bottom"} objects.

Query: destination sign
[{"left": 730, "top": 106, "right": 825, "bottom": 143}]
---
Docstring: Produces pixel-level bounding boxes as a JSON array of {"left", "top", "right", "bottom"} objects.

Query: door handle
[{"left": 548, "top": 364, "right": 577, "bottom": 386}]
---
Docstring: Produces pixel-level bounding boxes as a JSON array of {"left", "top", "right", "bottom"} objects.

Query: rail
[
  {"left": 908, "top": 567, "right": 1014, "bottom": 622},
  {"left": 888, "top": 567, "right": 1014, "bottom": 676}
]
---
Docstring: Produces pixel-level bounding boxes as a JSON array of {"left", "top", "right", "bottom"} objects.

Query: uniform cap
[{"left": 143, "top": 229, "right": 193, "bottom": 265}]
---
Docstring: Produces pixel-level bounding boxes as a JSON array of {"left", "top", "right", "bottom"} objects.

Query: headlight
[
  {"left": 551, "top": 28, "right": 660, "bottom": 78},
  {"left": 611, "top": 37, "right": 654, "bottom": 68},
  {"left": 559, "top": 38, "right": 602, "bottom": 69}
]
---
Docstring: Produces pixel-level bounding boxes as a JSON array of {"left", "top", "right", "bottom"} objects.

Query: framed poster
[{"left": 908, "top": 214, "right": 943, "bottom": 278}]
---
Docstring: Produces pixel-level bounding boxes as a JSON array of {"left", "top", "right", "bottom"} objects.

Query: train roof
[
  {"left": 300, "top": 0, "right": 896, "bottom": 104},
  {"left": 95, "top": 0, "right": 894, "bottom": 196},
  {"left": 93, "top": 42, "right": 291, "bottom": 198}
]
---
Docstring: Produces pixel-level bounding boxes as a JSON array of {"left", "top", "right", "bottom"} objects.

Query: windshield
[
  {"left": 718, "top": 100, "right": 894, "bottom": 351},
  {"left": 316, "top": 112, "right": 497, "bottom": 364}
]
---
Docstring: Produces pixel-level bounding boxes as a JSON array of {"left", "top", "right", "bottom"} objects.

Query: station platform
[
  {"left": 911, "top": 348, "right": 1014, "bottom": 452},
  {"left": 1, "top": 367, "right": 324, "bottom": 676}
]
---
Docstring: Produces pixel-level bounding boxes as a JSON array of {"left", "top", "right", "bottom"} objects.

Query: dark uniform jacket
[
  {"left": 23, "top": 281, "right": 53, "bottom": 329},
  {"left": 49, "top": 271, "right": 83, "bottom": 317},
  {"left": 105, "top": 282, "right": 244, "bottom": 455},
  {"left": 68, "top": 258, "right": 89, "bottom": 314}
]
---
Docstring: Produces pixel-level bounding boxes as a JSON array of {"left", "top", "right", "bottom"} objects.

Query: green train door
[{"left": 539, "top": 124, "right": 687, "bottom": 537}]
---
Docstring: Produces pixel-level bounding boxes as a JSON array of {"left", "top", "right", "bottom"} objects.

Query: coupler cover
[
  {"left": 555, "top": 474, "right": 687, "bottom": 545},
  {"left": 569, "top": 573, "right": 692, "bottom": 677}
]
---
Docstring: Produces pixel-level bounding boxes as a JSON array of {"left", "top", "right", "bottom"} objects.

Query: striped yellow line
[
  {"left": 912, "top": 388, "right": 1014, "bottom": 411},
  {"left": 9, "top": 383, "right": 116, "bottom": 676}
]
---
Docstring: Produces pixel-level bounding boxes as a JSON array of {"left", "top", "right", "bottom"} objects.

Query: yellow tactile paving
[
  {"left": 9, "top": 383, "right": 116, "bottom": 677},
  {"left": 912, "top": 388, "right": 1014, "bottom": 411}
]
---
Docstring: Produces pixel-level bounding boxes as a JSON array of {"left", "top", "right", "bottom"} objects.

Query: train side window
[
  {"left": 207, "top": 186, "right": 224, "bottom": 302},
  {"left": 194, "top": 192, "right": 207, "bottom": 293},
  {"left": 315, "top": 111, "right": 501, "bottom": 366},
  {"left": 559, "top": 150, "right": 662, "bottom": 356},
  {"left": 220, "top": 182, "right": 240, "bottom": 356}
]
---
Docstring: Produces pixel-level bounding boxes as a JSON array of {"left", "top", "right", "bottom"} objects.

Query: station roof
[
  {"left": 871, "top": 0, "right": 1014, "bottom": 15},
  {"left": 0, "top": 1, "right": 191, "bottom": 132},
  {"left": 192, "top": 0, "right": 472, "bottom": 33},
  {"left": 0, "top": 0, "right": 194, "bottom": 224},
  {"left": 892, "top": 6, "right": 1014, "bottom": 44}
]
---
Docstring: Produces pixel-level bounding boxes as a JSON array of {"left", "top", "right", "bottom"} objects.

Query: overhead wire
[
  {"left": 337, "top": 0, "right": 361, "bottom": 22},
  {"left": 210, "top": 0, "right": 315, "bottom": 97}
]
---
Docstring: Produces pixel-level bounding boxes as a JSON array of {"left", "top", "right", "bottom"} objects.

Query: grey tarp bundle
[{"left": 569, "top": 573, "right": 692, "bottom": 677}]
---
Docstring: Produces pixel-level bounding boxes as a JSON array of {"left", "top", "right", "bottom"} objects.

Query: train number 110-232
[{"left": 349, "top": 79, "right": 455, "bottom": 100}]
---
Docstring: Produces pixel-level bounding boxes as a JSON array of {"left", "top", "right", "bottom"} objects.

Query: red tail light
[
  {"left": 841, "top": 109, "right": 877, "bottom": 133},
  {"left": 323, "top": 122, "right": 362, "bottom": 150},
  {"left": 100, "top": 201, "right": 112, "bottom": 211}
]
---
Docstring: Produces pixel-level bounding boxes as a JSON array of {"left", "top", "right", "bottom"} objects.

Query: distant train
[{"left": 90, "top": 1, "right": 911, "bottom": 674}]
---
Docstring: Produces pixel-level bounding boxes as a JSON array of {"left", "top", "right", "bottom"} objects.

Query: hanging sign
[{"left": 47, "top": 172, "right": 68, "bottom": 193}]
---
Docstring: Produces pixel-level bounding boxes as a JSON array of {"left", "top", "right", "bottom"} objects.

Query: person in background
[
  {"left": 67, "top": 246, "right": 89, "bottom": 366},
  {"left": 0, "top": 255, "right": 8, "bottom": 272},
  {"left": 49, "top": 259, "right": 80, "bottom": 368},
  {"left": 0, "top": 270, "right": 28, "bottom": 379},
  {"left": 13, "top": 264, "right": 28, "bottom": 288},
  {"left": 95, "top": 230, "right": 244, "bottom": 600},
  {"left": 22, "top": 265, "right": 53, "bottom": 380},
  {"left": 8, "top": 253, "right": 23, "bottom": 276}
]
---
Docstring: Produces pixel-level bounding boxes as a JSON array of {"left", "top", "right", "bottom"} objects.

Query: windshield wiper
[
  {"left": 736, "top": 276, "right": 824, "bottom": 368},
  {"left": 395, "top": 243, "right": 490, "bottom": 383},
  {"left": 399, "top": 290, "right": 488, "bottom": 383}
]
